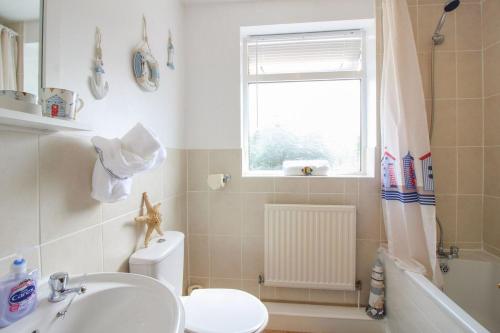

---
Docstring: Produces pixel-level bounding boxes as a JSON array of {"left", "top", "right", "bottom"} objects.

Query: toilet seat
[{"left": 182, "top": 289, "right": 268, "bottom": 333}]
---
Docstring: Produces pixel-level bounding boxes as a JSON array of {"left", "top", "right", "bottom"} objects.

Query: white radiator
[{"left": 264, "top": 204, "right": 356, "bottom": 291}]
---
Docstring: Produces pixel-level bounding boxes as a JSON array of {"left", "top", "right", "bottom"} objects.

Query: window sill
[{"left": 242, "top": 172, "right": 375, "bottom": 179}]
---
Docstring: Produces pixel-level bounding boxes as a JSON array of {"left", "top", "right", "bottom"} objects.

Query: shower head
[
  {"left": 432, "top": 1, "right": 461, "bottom": 45},
  {"left": 444, "top": 0, "right": 460, "bottom": 12}
]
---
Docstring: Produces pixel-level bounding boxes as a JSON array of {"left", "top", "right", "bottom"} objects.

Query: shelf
[{"left": 0, "top": 108, "right": 92, "bottom": 133}]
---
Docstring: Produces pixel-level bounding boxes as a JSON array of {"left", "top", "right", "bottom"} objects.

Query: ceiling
[{"left": 0, "top": 0, "right": 40, "bottom": 22}]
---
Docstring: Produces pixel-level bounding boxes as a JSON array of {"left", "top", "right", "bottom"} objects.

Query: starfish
[{"left": 135, "top": 192, "right": 164, "bottom": 247}]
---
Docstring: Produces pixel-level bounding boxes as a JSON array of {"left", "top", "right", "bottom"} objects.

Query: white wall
[
  {"left": 184, "top": 0, "right": 375, "bottom": 149},
  {"left": 0, "top": 0, "right": 187, "bottom": 279},
  {"left": 45, "top": 0, "right": 185, "bottom": 147}
]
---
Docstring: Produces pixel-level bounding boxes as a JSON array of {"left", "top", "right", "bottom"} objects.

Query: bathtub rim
[{"left": 379, "top": 247, "right": 489, "bottom": 333}]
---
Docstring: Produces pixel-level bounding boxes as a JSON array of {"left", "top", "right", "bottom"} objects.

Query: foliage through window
[{"left": 242, "top": 30, "right": 366, "bottom": 175}]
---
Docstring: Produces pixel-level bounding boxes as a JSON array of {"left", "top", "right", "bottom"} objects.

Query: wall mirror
[{"left": 0, "top": 0, "right": 43, "bottom": 98}]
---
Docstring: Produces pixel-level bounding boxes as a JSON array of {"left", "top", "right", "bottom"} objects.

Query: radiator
[{"left": 264, "top": 204, "right": 356, "bottom": 291}]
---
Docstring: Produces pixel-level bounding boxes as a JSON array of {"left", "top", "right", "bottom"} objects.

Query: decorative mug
[
  {"left": 0, "top": 90, "right": 37, "bottom": 104},
  {"left": 40, "top": 87, "right": 84, "bottom": 120}
]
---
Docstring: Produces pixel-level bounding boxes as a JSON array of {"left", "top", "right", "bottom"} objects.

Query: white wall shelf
[{"left": 0, "top": 108, "right": 92, "bottom": 133}]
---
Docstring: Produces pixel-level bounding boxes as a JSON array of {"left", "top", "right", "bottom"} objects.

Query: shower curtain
[
  {"left": 380, "top": 0, "right": 439, "bottom": 281},
  {"left": 0, "top": 27, "right": 19, "bottom": 90}
]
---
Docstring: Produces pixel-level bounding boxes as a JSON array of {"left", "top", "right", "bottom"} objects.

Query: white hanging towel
[{"left": 91, "top": 123, "right": 166, "bottom": 203}]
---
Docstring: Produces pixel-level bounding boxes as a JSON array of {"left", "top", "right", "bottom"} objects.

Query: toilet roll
[{"left": 207, "top": 174, "right": 226, "bottom": 190}]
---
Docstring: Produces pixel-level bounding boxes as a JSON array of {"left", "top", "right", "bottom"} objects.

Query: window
[{"left": 242, "top": 29, "right": 370, "bottom": 176}]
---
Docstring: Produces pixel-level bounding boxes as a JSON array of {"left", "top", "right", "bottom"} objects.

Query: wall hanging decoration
[
  {"left": 89, "top": 27, "right": 109, "bottom": 100},
  {"left": 135, "top": 192, "right": 164, "bottom": 247},
  {"left": 132, "top": 16, "right": 160, "bottom": 92},
  {"left": 166, "top": 30, "right": 175, "bottom": 70}
]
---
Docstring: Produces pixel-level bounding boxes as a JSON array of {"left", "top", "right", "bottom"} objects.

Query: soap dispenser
[{"left": 0, "top": 256, "right": 38, "bottom": 328}]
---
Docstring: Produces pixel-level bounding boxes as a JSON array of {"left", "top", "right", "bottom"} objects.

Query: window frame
[{"left": 241, "top": 29, "right": 369, "bottom": 177}]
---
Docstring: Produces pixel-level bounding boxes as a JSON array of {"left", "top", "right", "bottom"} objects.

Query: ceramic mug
[
  {"left": 40, "top": 87, "right": 84, "bottom": 120},
  {"left": 0, "top": 90, "right": 37, "bottom": 104}
]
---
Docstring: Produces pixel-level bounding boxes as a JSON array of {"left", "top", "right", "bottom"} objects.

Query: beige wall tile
[
  {"left": 436, "top": 195, "right": 457, "bottom": 243},
  {"left": 357, "top": 193, "right": 381, "bottom": 240},
  {"left": 274, "top": 177, "right": 309, "bottom": 193},
  {"left": 241, "top": 177, "right": 274, "bottom": 193},
  {"left": 102, "top": 212, "right": 143, "bottom": 272},
  {"left": 483, "top": 0, "right": 500, "bottom": 48},
  {"left": 457, "top": 148, "right": 483, "bottom": 195},
  {"left": 457, "top": 99, "right": 482, "bottom": 146},
  {"left": 275, "top": 287, "right": 309, "bottom": 302},
  {"left": 242, "top": 236, "right": 264, "bottom": 279},
  {"left": 39, "top": 134, "right": 100, "bottom": 243},
  {"left": 210, "top": 235, "right": 241, "bottom": 279},
  {"left": 41, "top": 225, "right": 103, "bottom": 278},
  {"left": 308, "top": 194, "right": 345, "bottom": 205},
  {"left": 309, "top": 178, "right": 344, "bottom": 194},
  {"left": 484, "top": 147, "right": 500, "bottom": 196},
  {"left": 456, "top": 4, "right": 482, "bottom": 51},
  {"left": 273, "top": 193, "right": 309, "bottom": 204},
  {"left": 188, "top": 192, "right": 209, "bottom": 234},
  {"left": 484, "top": 43, "right": 500, "bottom": 97},
  {"left": 432, "top": 148, "right": 457, "bottom": 194},
  {"left": 161, "top": 195, "right": 187, "bottom": 234},
  {"left": 485, "top": 95, "right": 500, "bottom": 146},
  {"left": 242, "top": 193, "right": 274, "bottom": 236},
  {"left": 209, "top": 192, "right": 241, "bottom": 235},
  {"left": 211, "top": 278, "right": 242, "bottom": 289},
  {"left": 430, "top": 100, "right": 457, "bottom": 146},
  {"left": 102, "top": 166, "right": 163, "bottom": 222},
  {"left": 164, "top": 148, "right": 187, "bottom": 198},
  {"left": 188, "top": 235, "right": 209, "bottom": 277},
  {"left": 209, "top": 149, "right": 241, "bottom": 192},
  {"left": 483, "top": 196, "right": 500, "bottom": 249},
  {"left": 188, "top": 150, "right": 209, "bottom": 191},
  {"left": 457, "top": 196, "right": 482, "bottom": 243},
  {"left": 0, "top": 131, "right": 38, "bottom": 258},
  {"left": 434, "top": 52, "right": 457, "bottom": 99},
  {"left": 309, "top": 289, "right": 346, "bottom": 304},
  {"left": 457, "top": 52, "right": 482, "bottom": 98}
]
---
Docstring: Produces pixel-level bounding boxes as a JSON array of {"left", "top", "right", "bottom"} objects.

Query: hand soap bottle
[{"left": 0, "top": 257, "right": 38, "bottom": 328}]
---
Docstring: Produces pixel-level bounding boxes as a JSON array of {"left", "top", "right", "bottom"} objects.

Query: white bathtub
[
  {"left": 442, "top": 251, "right": 500, "bottom": 332},
  {"left": 381, "top": 248, "right": 498, "bottom": 333}
]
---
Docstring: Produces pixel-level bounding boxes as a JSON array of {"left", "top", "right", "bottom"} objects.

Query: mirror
[{"left": 0, "top": 0, "right": 43, "bottom": 98}]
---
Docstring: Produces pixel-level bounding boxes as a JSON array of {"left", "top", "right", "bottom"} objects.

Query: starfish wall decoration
[{"left": 135, "top": 192, "right": 164, "bottom": 247}]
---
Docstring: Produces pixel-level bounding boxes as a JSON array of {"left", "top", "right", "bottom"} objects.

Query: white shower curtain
[
  {"left": 380, "top": 0, "right": 439, "bottom": 281},
  {"left": 0, "top": 27, "right": 19, "bottom": 90}
]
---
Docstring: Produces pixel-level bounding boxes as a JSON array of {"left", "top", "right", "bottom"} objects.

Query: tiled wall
[
  {"left": 483, "top": 0, "right": 500, "bottom": 256},
  {"left": 186, "top": 149, "right": 383, "bottom": 305},
  {"left": 0, "top": 131, "right": 187, "bottom": 279},
  {"left": 407, "top": 0, "right": 485, "bottom": 250}
]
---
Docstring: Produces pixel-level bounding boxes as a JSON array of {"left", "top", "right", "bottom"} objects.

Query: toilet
[{"left": 129, "top": 231, "right": 269, "bottom": 333}]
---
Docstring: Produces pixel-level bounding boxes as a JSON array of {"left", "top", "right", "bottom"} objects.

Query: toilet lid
[{"left": 183, "top": 289, "right": 268, "bottom": 333}]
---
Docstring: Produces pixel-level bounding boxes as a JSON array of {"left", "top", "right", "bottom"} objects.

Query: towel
[
  {"left": 366, "top": 259, "right": 385, "bottom": 319},
  {"left": 282, "top": 160, "right": 330, "bottom": 176},
  {"left": 90, "top": 123, "right": 166, "bottom": 203}
]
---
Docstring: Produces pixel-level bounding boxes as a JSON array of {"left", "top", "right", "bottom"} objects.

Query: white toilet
[{"left": 129, "top": 231, "right": 269, "bottom": 333}]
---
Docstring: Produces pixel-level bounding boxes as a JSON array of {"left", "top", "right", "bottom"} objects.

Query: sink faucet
[{"left": 49, "top": 272, "right": 86, "bottom": 303}]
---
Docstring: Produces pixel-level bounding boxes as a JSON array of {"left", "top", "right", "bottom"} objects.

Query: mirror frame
[{"left": 39, "top": 0, "right": 45, "bottom": 92}]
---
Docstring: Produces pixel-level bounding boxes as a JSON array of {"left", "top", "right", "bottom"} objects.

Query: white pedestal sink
[{"left": 1, "top": 272, "right": 185, "bottom": 333}]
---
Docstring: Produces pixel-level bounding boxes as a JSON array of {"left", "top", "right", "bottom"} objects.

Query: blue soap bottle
[{"left": 0, "top": 257, "right": 38, "bottom": 328}]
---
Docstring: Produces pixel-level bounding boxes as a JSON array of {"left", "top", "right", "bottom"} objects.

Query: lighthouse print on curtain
[{"left": 381, "top": 0, "right": 439, "bottom": 282}]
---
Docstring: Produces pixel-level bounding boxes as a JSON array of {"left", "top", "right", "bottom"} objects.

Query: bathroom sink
[{"left": 1, "top": 272, "right": 185, "bottom": 333}]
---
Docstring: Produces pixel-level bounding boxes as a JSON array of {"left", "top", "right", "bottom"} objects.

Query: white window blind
[{"left": 247, "top": 30, "right": 363, "bottom": 76}]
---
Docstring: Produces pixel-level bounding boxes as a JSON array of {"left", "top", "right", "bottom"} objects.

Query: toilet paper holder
[{"left": 207, "top": 173, "right": 231, "bottom": 190}]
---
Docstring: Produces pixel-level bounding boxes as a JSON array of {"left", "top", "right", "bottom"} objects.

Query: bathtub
[{"left": 381, "top": 248, "right": 499, "bottom": 333}]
